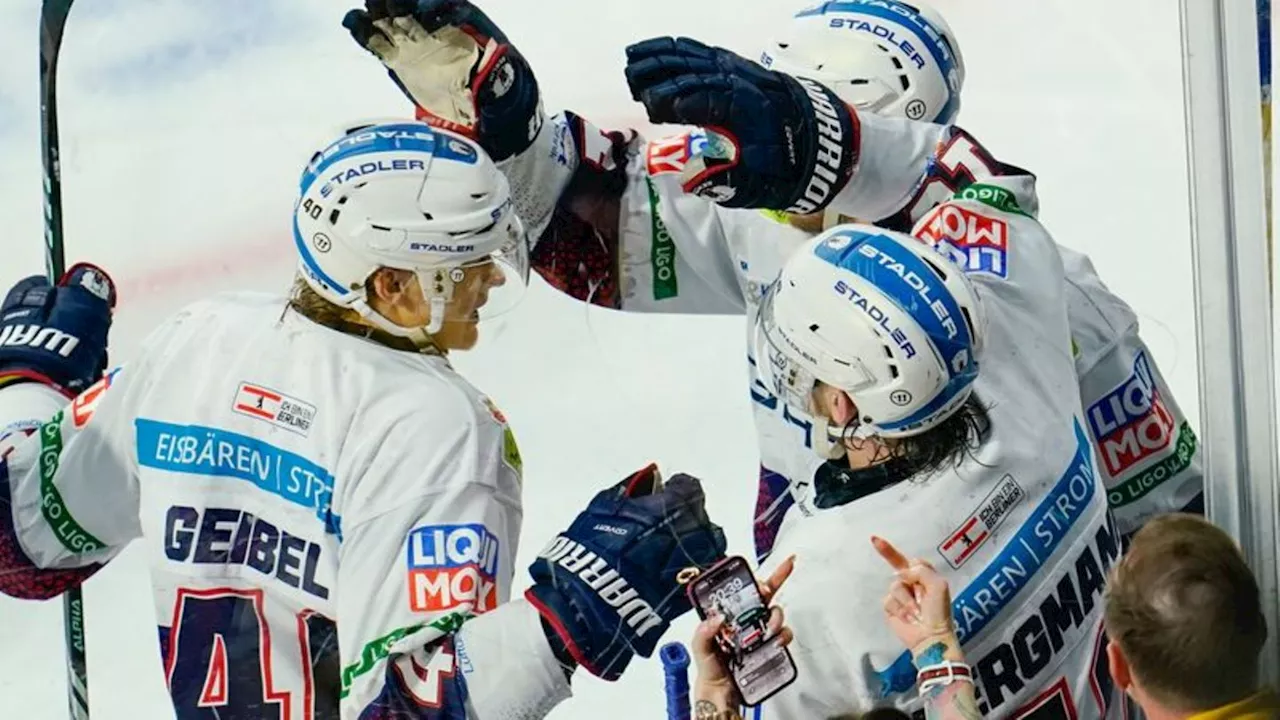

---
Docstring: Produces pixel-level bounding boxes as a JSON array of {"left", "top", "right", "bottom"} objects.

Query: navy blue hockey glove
[
  {"left": 0, "top": 264, "right": 116, "bottom": 396},
  {"left": 343, "top": 0, "right": 542, "bottom": 161},
  {"left": 526, "top": 464, "right": 727, "bottom": 681},
  {"left": 625, "top": 36, "right": 857, "bottom": 213}
]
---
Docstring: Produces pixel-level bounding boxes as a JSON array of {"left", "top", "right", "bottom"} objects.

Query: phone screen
[{"left": 690, "top": 557, "right": 797, "bottom": 706}]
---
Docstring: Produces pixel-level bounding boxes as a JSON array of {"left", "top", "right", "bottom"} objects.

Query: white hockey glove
[{"left": 343, "top": 0, "right": 542, "bottom": 161}]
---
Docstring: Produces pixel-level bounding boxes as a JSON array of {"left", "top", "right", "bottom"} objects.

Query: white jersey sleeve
[
  {"left": 502, "top": 110, "right": 810, "bottom": 315},
  {"left": 0, "top": 380, "right": 68, "bottom": 492},
  {"left": 0, "top": 377, "right": 124, "bottom": 597},
  {"left": 0, "top": 380, "right": 66, "bottom": 449},
  {"left": 0, "top": 363, "right": 140, "bottom": 587},
  {"left": 1060, "top": 248, "right": 1203, "bottom": 535},
  {"left": 333, "top": 380, "right": 570, "bottom": 718}
]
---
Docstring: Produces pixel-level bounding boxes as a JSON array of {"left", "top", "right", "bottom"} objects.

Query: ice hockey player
[
  {"left": 341, "top": 0, "right": 1202, "bottom": 564},
  {"left": 0, "top": 120, "right": 727, "bottom": 718},
  {"left": 624, "top": 34, "right": 1127, "bottom": 718}
]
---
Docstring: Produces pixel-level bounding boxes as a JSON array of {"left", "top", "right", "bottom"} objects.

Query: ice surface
[{"left": 0, "top": 0, "right": 1196, "bottom": 717}]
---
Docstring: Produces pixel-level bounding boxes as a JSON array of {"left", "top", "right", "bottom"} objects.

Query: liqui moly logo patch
[
  {"left": 232, "top": 383, "right": 316, "bottom": 437},
  {"left": 1087, "top": 352, "right": 1176, "bottom": 476},
  {"left": 938, "top": 475, "right": 1025, "bottom": 569},
  {"left": 914, "top": 203, "right": 1009, "bottom": 278},
  {"left": 406, "top": 524, "right": 500, "bottom": 614},
  {"left": 646, "top": 131, "right": 709, "bottom": 176}
]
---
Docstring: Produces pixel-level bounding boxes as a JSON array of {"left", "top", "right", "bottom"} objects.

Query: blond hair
[
  {"left": 286, "top": 274, "right": 440, "bottom": 356},
  {"left": 287, "top": 276, "right": 366, "bottom": 329}
]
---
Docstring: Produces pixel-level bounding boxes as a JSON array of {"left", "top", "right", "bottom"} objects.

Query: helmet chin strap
[
  {"left": 346, "top": 267, "right": 459, "bottom": 355},
  {"left": 350, "top": 300, "right": 445, "bottom": 354},
  {"left": 425, "top": 295, "right": 447, "bottom": 335},
  {"left": 421, "top": 267, "right": 461, "bottom": 336},
  {"left": 810, "top": 416, "right": 850, "bottom": 460},
  {"left": 810, "top": 407, "right": 885, "bottom": 460}
]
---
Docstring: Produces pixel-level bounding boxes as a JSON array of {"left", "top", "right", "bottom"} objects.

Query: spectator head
[{"left": 1104, "top": 513, "right": 1267, "bottom": 713}]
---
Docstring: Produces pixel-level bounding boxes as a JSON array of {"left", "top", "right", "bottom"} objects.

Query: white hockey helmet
[
  {"left": 754, "top": 224, "right": 985, "bottom": 449},
  {"left": 760, "top": 0, "right": 965, "bottom": 124},
  {"left": 293, "top": 119, "right": 528, "bottom": 340}
]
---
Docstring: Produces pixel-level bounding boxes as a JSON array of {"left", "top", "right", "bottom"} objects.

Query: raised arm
[
  {"left": 0, "top": 266, "right": 131, "bottom": 599},
  {"left": 342, "top": 1, "right": 792, "bottom": 316},
  {"left": 336, "top": 387, "right": 727, "bottom": 717}
]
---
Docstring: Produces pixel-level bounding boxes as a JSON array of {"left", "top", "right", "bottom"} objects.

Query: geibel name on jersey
[{"left": 164, "top": 504, "right": 332, "bottom": 600}]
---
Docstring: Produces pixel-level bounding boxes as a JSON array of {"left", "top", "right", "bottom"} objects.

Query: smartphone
[{"left": 688, "top": 555, "right": 798, "bottom": 706}]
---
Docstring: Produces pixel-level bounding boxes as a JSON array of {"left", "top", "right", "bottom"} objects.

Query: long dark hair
[
  {"left": 895, "top": 394, "right": 992, "bottom": 478},
  {"left": 837, "top": 393, "right": 992, "bottom": 480}
]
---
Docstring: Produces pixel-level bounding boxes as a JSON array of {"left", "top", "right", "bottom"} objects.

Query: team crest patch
[
  {"left": 502, "top": 427, "right": 522, "bottom": 476},
  {"left": 938, "top": 475, "right": 1024, "bottom": 569},
  {"left": 232, "top": 382, "right": 316, "bottom": 436},
  {"left": 481, "top": 397, "right": 522, "bottom": 475}
]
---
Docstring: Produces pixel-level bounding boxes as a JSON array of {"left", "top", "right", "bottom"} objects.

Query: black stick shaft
[{"left": 39, "top": 2, "right": 88, "bottom": 719}]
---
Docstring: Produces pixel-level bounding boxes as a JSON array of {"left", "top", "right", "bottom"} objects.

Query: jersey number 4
[{"left": 166, "top": 587, "right": 339, "bottom": 720}]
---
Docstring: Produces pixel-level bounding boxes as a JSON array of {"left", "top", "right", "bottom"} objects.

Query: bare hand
[{"left": 871, "top": 536, "right": 956, "bottom": 654}]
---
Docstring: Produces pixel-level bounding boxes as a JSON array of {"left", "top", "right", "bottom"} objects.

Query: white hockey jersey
[
  {"left": 755, "top": 174, "right": 1119, "bottom": 719},
  {"left": 500, "top": 107, "right": 1200, "bottom": 559},
  {"left": 0, "top": 293, "right": 571, "bottom": 719}
]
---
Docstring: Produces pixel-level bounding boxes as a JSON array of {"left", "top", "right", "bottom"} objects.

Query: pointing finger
[{"left": 871, "top": 535, "right": 910, "bottom": 572}]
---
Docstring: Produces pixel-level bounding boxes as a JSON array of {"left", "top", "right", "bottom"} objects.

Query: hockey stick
[
  {"left": 40, "top": 0, "right": 73, "bottom": 281},
  {"left": 39, "top": 1, "right": 90, "bottom": 718},
  {"left": 661, "top": 641, "right": 692, "bottom": 720}
]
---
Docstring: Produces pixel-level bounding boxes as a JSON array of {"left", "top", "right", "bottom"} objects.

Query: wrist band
[{"left": 917, "top": 661, "right": 973, "bottom": 692}]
